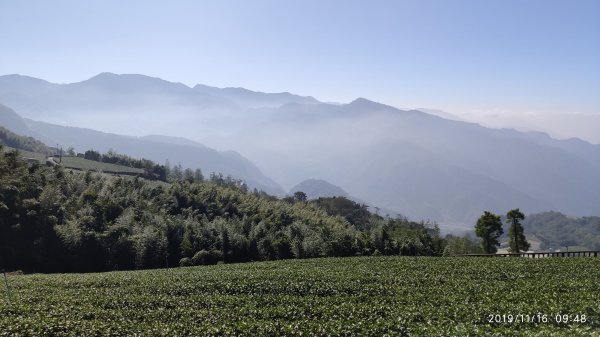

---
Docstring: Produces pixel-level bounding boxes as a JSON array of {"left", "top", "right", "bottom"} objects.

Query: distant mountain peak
[
  {"left": 77, "top": 73, "right": 193, "bottom": 93},
  {"left": 290, "top": 179, "right": 349, "bottom": 199},
  {"left": 90, "top": 72, "right": 118, "bottom": 78},
  {"left": 85, "top": 72, "right": 136, "bottom": 83},
  {"left": 85, "top": 72, "right": 174, "bottom": 83},
  {"left": 350, "top": 97, "right": 375, "bottom": 104},
  {"left": 348, "top": 97, "right": 395, "bottom": 110}
]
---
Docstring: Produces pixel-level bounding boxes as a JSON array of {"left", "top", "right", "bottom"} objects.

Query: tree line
[
  {"left": 0, "top": 127, "right": 549, "bottom": 273},
  {"left": 1, "top": 146, "right": 450, "bottom": 273},
  {"left": 0, "top": 140, "right": 537, "bottom": 274}
]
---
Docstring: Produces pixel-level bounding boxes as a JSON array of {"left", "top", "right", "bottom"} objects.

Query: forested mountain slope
[
  {"left": 0, "top": 103, "right": 284, "bottom": 195},
  {"left": 522, "top": 211, "right": 600, "bottom": 251},
  {"left": 1, "top": 73, "right": 599, "bottom": 228},
  {"left": 213, "top": 99, "right": 600, "bottom": 227},
  {"left": 0, "top": 147, "right": 443, "bottom": 273}
]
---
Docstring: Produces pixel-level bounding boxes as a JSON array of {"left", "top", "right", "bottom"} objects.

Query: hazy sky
[{"left": 1, "top": 0, "right": 599, "bottom": 140}]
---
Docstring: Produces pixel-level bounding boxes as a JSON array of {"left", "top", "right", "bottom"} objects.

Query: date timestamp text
[{"left": 486, "top": 313, "right": 587, "bottom": 324}]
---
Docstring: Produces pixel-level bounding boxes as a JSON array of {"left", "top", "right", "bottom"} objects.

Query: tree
[
  {"left": 506, "top": 208, "right": 530, "bottom": 253},
  {"left": 474, "top": 211, "right": 503, "bottom": 254},
  {"left": 170, "top": 163, "right": 183, "bottom": 181},
  {"left": 194, "top": 168, "right": 204, "bottom": 182},
  {"left": 221, "top": 227, "right": 230, "bottom": 263},
  {"left": 293, "top": 191, "right": 307, "bottom": 203},
  {"left": 183, "top": 168, "right": 194, "bottom": 183},
  {"left": 442, "top": 234, "right": 481, "bottom": 256},
  {"left": 84, "top": 150, "right": 101, "bottom": 161}
]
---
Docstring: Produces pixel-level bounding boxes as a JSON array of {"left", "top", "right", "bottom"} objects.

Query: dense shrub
[
  {"left": 192, "top": 250, "right": 223, "bottom": 265},
  {"left": 179, "top": 257, "right": 192, "bottom": 267}
]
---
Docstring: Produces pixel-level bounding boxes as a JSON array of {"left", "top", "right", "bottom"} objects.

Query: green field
[
  {"left": 2, "top": 146, "right": 144, "bottom": 175},
  {"left": 1, "top": 257, "right": 599, "bottom": 336},
  {"left": 57, "top": 156, "right": 145, "bottom": 174}
]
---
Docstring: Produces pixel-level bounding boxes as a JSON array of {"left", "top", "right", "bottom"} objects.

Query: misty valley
[
  {"left": 1, "top": 73, "right": 599, "bottom": 336},
  {"left": 1, "top": 73, "right": 598, "bottom": 229},
  {"left": 0, "top": 72, "right": 599, "bottom": 264}
]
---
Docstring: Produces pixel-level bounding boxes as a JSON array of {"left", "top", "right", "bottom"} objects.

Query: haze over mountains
[
  {"left": 0, "top": 73, "right": 319, "bottom": 138},
  {"left": 1, "top": 73, "right": 599, "bottom": 231},
  {"left": 0, "top": 104, "right": 283, "bottom": 195}
]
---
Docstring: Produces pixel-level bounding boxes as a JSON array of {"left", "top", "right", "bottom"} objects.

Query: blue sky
[{"left": 0, "top": 0, "right": 599, "bottom": 121}]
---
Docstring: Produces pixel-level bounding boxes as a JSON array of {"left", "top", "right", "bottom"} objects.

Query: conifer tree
[{"left": 507, "top": 208, "right": 530, "bottom": 253}]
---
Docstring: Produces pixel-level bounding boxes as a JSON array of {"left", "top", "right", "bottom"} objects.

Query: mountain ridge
[
  {"left": 1, "top": 73, "right": 598, "bottom": 230},
  {"left": 0, "top": 103, "right": 284, "bottom": 195}
]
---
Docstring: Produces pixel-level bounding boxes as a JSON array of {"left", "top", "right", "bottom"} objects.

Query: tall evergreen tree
[
  {"left": 506, "top": 208, "right": 530, "bottom": 253},
  {"left": 474, "top": 211, "right": 503, "bottom": 254}
]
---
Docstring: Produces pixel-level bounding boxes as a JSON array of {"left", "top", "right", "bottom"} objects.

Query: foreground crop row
[{"left": 1, "top": 256, "right": 599, "bottom": 336}]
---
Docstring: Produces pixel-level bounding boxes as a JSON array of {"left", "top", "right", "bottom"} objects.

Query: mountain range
[
  {"left": 0, "top": 73, "right": 318, "bottom": 138},
  {"left": 1, "top": 73, "right": 598, "bottom": 231},
  {"left": 0, "top": 103, "right": 283, "bottom": 195}
]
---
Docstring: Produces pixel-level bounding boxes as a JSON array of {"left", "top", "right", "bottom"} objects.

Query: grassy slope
[
  {"left": 2, "top": 146, "right": 144, "bottom": 174},
  {"left": 56, "top": 156, "right": 144, "bottom": 174},
  {"left": 1, "top": 257, "right": 599, "bottom": 336}
]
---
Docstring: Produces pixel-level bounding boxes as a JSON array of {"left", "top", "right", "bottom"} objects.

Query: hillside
[
  {"left": 1, "top": 257, "right": 598, "bottom": 336},
  {"left": 210, "top": 99, "right": 600, "bottom": 228},
  {"left": 0, "top": 124, "right": 55, "bottom": 155},
  {"left": 0, "top": 103, "right": 284, "bottom": 195},
  {"left": 0, "top": 147, "right": 444, "bottom": 273},
  {"left": 522, "top": 211, "right": 600, "bottom": 251},
  {"left": 58, "top": 156, "right": 145, "bottom": 174},
  {"left": 0, "top": 124, "right": 148, "bottom": 175},
  {"left": 1, "top": 74, "right": 599, "bottom": 229}
]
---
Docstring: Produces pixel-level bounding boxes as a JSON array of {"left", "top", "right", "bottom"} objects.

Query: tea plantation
[{"left": 1, "top": 256, "right": 599, "bottom": 336}]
